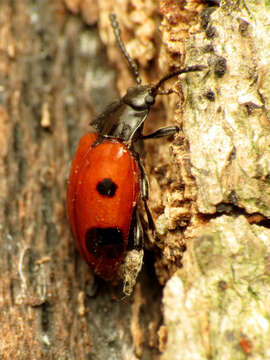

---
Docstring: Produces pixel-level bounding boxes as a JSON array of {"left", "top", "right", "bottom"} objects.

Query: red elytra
[{"left": 66, "top": 132, "right": 140, "bottom": 279}]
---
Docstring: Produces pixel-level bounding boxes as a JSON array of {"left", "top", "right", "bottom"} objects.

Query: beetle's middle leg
[{"left": 141, "top": 125, "right": 179, "bottom": 140}]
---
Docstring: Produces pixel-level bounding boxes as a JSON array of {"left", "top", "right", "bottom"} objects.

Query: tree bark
[{"left": 1, "top": 0, "right": 270, "bottom": 359}]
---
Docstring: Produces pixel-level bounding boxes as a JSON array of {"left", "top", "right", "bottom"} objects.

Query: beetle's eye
[{"left": 145, "top": 95, "right": 155, "bottom": 105}]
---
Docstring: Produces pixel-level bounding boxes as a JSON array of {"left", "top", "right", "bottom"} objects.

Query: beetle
[{"left": 66, "top": 13, "right": 205, "bottom": 295}]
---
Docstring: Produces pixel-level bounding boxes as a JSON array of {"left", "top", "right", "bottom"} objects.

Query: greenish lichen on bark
[
  {"left": 162, "top": 1, "right": 270, "bottom": 359},
  {"left": 182, "top": 0, "right": 270, "bottom": 216},
  {"left": 162, "top": 215, "right": 270, "bottom": 359}
]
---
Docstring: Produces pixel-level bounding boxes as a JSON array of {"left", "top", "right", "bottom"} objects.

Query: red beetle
[{"left": 67, "top": 14, "right": 205, "bottom": 294}]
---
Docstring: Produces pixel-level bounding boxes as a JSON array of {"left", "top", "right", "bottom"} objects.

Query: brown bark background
[
  {"left": 0, "top": 1, "right": 165, "bottom": 358},
  {"left": 1, "top": 0, "right": 270, "bottom": 359}
]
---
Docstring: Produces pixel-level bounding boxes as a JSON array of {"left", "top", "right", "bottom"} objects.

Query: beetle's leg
[
  {"left": 141, "top": 125, "right": 179, "bottom": 140},
  {"left": 138, "top": 160, "right": 158, "bottom": 239},
  {"left": 127, "top": 207, "right": 144, "bottom": 249},
  {"left": 134, "top": 209, "right": 144, "bottom": 249}
]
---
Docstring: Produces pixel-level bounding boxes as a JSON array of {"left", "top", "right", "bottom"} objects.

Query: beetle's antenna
[
  {"left": 109, "top": 13, "right": 142, "bottom": 85},
  {"left": 151, "top": 65, "right": 207, "bottom": 95}
]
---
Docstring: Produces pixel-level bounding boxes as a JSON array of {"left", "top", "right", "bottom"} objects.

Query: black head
[
  {"left": 121, "top": 64, "right": 206, "bottom": 112},
  {"left": 123, "top": 85, "right": 155, "bottom": 111}
]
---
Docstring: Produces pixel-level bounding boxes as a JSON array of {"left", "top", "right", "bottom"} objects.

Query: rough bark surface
[
  {"left": 1, "top": 0, "right": 270, "bottom": 359},
  {"left": 162, "top": 1, "right": 270, "bottom": 359}
]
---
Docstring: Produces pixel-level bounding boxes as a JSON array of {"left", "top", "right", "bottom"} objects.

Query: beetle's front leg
[{"left": 141, "top": 125, "right": 179, "bottom": 140}]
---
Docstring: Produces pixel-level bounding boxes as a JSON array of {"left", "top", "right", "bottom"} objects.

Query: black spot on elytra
[
  {"left": 85, "top": 227, "right": 124, "bottom": 259},
  {"left": 96, "top": 178, "right": 117, "bottom": 197}
]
